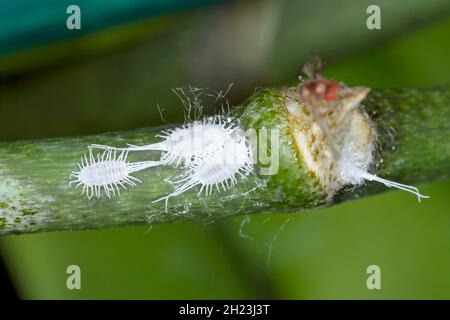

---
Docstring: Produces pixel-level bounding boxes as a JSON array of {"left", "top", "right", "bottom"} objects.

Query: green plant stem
[{"left": 0, "top": 86, "right": 449, "bottom": 236}]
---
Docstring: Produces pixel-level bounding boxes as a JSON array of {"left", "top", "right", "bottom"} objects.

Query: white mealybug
[
  {"left": 69, "top": 148, "right": 160, "bottom": 199},
  {"left": 163, "top": 131, "right": 253, "bottom": 199},
  {"left": 90, "top": 116, "right": 238, "bottom": 167}
]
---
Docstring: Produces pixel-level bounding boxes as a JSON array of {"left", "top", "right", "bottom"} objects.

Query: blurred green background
[{"left": 0, "top": 0, "right": 450, "bottom": 299}]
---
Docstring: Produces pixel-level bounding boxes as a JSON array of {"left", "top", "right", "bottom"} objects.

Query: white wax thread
[{"left": 338, "top": 117, "right": 429, "bottom": 202}]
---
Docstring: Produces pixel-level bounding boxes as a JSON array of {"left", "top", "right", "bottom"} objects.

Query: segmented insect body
[
  {"left": 90, "top": 116, "right": 237, "bottom": 167},
  {"left": 157, "top": 116, "right": 238, "bottom": 166},
  {"left": 166, "top": 133, "right": 253, "bottom": 199},
  {"left": 169, "top": 134, "right": 253, "bottom": 196},
  {"left": 69, "top": 148, "right": 159, "bottom": 199}
]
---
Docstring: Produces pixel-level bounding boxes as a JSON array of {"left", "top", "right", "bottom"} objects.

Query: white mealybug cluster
[
  {"left": 69, "top": 148, "right": 160, "bottom": 199},
  {"left": 70, "top": 116, "right": 254, "bottom": 203}
]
